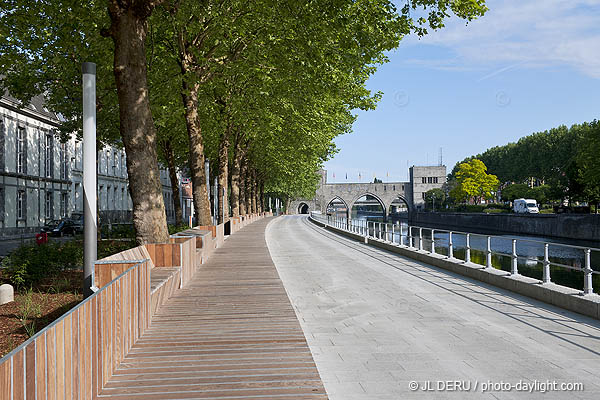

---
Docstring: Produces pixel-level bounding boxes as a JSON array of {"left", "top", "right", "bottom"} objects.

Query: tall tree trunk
[
  {"left": 181, "top": 79, "right": 212, "bottom": 226},
  {"left": 106, "top": 4, "right": 168, "bottom": 244},
  {"left": 245, "top": 165, "right": 252, "bottom": 214},
  {"left": 259, "top": 181, "right": 264, "bottom": 213},
  {"left": 217, "top": 129, "right": 230, "bottom": 223},
  {"left": 239, "top": 159, "right": 247, "bottom": 216},
  {"left": 230, "top": 142, "right": 243, "bottom": 218},
  {"left": 251, "top": 169, "right": 257, "bottom": 213},
  {"left": 162, "top": 139, "right": 183, "bottom": 225}
]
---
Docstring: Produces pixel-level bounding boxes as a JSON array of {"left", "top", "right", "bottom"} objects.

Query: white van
[{"left": 513, "top": 198, "right": 539, "bottom": 214}]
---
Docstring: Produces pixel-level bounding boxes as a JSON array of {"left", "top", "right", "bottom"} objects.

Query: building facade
[{"left": 0, "top": 93, "right": 177, "bottom": 238}]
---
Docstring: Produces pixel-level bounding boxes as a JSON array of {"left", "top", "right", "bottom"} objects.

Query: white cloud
[{"left": 400, "top": 0, "right": 600, "bottom": 78}]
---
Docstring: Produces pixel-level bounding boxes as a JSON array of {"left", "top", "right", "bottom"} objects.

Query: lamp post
[{"left": 82, "top": 62, "right": 97, "bottom": 298}]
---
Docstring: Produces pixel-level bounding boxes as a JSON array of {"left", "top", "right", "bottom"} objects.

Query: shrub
[{"left": 168, "top": 224, "right": 189, "bottom": 235}]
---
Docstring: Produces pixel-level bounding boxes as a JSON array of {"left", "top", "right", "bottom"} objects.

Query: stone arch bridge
[{"left": 290, "top": 166, "right": 447, "bottom": 219}]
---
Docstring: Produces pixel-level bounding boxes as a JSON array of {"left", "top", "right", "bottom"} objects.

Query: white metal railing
[{"left": 310, "top": 212, "right": 599, "bottom": 295}]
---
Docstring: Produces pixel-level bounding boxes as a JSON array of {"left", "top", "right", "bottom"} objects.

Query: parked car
[
  {"left": 513, "top": 198, "right": 539, "bottom": 214},
  {"left": 41, "top": 218, "right": 79, "bottom": 236}
]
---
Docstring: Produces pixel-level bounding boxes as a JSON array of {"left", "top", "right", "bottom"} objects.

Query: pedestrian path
[
  {"left": 266, "top": 216, "right": 600, "bottom": 400},
  {"left": 100, "top": 217, "right": 327, "bottom": 399}
]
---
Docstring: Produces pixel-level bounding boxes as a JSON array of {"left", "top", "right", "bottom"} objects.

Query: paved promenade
[
  {"left": 266, "top": 216, "right": 600, "bottom": 399},
  {"left": 101, "top": 217, "right": 327, "bottom": 399}
]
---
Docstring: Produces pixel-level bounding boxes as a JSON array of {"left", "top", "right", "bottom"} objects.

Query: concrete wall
[{"left": 409, "top": 212, "right": 600, "bottom": 243}]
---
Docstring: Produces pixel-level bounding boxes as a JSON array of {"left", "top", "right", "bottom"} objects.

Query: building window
[
  {"left": 60, "top": 142, "right": 68, "bottom": 179},
  {"left": 121, "top": 154, "right": 125, "bottom": 176},
  {"left": 17, "top": 190, "right": 26, "bottom": 220},
  {"left": 422, "top": 192, "right": 426, "bottom": 199},
  {"left": 0, "top": 188, "right": 4, "bottom": 224},
  {"left": 75, "top": 183, "right": 82, "bottom": 211},
  {"left": 421, "top": 177, "right": 426, "bottom": 184},
  {"left": 434, "top": 177, "right": 439, "bottom": 184},
  {"left": 0, "top": 118, "right": 5, "bottom": 172},
  {"left": 393, "top": 185, "right": 395, "bottom": 191},
  {"left": 99, "top": 185, "right": 104, "bottom": 210},
  {"left": 45, "top": 191, "right": 53, "bottom": 219},
  {"left": 384, "top": 185, "right": 386, "bottom": 191},
  {"left": 121, "top": 188, "right": 125, "bottom": 210},
  {"left": 45, "top": 133, "right": 53, "bottom": 177},
  {"left": 113, "top": 186, "right": 117, "bottom": 210},
  {"left": 60, "top": 192, "right": 68, "bottom": 218},
  {"left": 17, "top": 126, "right": 26, "bottom": 174}
]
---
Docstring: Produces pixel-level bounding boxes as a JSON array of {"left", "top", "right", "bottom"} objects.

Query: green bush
[
  {"left": 100, "top": 224, "right": 135, "bottom": 239},
  {"left": 2, "top": 238, "right": 135, "bottom": 289},
  {"left": 168, "top": 224, "right": 189, "bottom": 235},
  {"left": 455, "top": 204, "right": 486, "bottom": 213},
  {"left": 2, "top": 242, "right": 82, "bottom": 289}
]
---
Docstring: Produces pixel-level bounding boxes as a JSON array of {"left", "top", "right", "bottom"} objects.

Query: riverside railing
[{"left": 311, "top": 212, "right": 600, "bottom": 295}]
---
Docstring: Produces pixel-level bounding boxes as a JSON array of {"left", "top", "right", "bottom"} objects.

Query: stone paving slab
[{"left": 266, "top": 216, "right": 600, "bottom": 400}]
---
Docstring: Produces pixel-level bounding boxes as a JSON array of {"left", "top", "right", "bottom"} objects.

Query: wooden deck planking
[{"left": 101, "top": 218, "right": 327, "bottom": 399}]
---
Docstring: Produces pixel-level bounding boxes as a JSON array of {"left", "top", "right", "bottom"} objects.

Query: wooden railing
[
  {"left": 0, "top": 213, "right": 271, "bottom": 399},
  {"left": 0, "top": 259, "right": 151, "bottom": 399}
]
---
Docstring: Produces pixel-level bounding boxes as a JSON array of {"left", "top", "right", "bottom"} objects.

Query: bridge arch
[
  {"left": 388, "top": 195, "right": 411, "bottom": 219},
  {"left": 297, "top": 202, "right": 310, "bottom": 214},
  {"left": 326, "top": 196, "right": 349, "bottom": 218},
  {"left": 350, "top": 192, "right": 388, "bottom": 220}
]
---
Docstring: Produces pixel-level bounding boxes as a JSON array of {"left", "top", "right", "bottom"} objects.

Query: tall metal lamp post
[{"left": 82, "top": 62, "right": 97, "bottom": 298}]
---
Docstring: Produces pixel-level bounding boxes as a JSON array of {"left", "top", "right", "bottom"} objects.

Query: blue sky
[{"left": 324, "top": 0, "right": 600, "bottom": 183}]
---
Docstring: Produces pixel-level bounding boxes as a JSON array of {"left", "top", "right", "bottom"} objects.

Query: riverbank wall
[{"left": 408, "top": 212, "right": 600, "bottom": 244}]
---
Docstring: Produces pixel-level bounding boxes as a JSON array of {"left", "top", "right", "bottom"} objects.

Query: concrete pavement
[{"left": 266, "top": 215, "right": 600, "bottom": 399}]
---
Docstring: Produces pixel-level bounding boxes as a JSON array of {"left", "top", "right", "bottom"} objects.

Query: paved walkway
[
  {"left": 266, "top": 216, "right": 600, "bottom": 400},
  {"left": 101, "top": 217, "right": 327, "bottom": 399}
]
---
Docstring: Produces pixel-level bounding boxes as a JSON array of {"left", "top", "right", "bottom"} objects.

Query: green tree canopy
[{"left": 450, "top": 159, "right": 499, "bottom": 204}]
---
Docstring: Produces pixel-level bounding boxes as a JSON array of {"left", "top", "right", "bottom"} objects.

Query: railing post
[
  {"left": 465, "top": 233, "right": 471, "bottom": 263},
  {"left": 400, "top": 225, "right": 404, "bottom": 246},
  {"left": 364, "top": 221, "right": 369, "bottom": 244},
  {"left": 391, "top": 224, "right": 395, "bottom": 244},
  {"left": 543, "top": 243, "right": 551, "bottom": 284},
  {"left": 431, "top": 229, "right": 435, "bottom": 254},
  {"left": 511, "top": 239, "right": 518, "bottom": 275},
  {"left": 448, "top": 231, "right": 453, "bottom": 259},
  {"left": 409, "top": 227, "right": 413, "bottom": 248},
  {"left": 418, "top": 228, "right": 423, "bottom": 251},
  {"left": 584, "top": 248, "right": 593, "bottom": 295},
  {"left": 486, "top": 236, "right": 492, "bottom": 268}
]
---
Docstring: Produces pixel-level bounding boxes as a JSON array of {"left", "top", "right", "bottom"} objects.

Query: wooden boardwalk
[{"left": 99, "top": 217, "right": 328, "bottom": 399}]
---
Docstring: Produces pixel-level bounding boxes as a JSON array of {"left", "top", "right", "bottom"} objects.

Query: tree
[
  {"left": 450, "top": 159, "right": 499, "bottom": 204},
  {"left": 500, "top": 184, "right": 530, "bottom": 202},
  {"left": 1, "top": 0, "right": 170, "bottom": 244},
  {"left": 424, "top": 188, "right": 445, "bottom": 211},
  {"left": 577, "top": 120, "right": 600, "bottom": 211}
]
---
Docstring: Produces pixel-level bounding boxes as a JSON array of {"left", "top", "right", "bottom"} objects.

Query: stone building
[{"left": 0, "top": 92, "right": 177, "bottom": 237}]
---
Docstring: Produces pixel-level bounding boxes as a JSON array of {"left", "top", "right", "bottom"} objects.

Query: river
[{"left": 334, "top": 211, "right": 600, "bottom": 294}]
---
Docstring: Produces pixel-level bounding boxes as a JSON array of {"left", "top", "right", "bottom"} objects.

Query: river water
[{"left": 340, "top": 212, "right": 600, "bottom": 294}]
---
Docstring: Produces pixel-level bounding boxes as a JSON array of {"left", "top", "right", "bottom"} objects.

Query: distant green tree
[
  {"left": 450, "top": 159, "right": 499, "bottom": 204},
  {"left": 373, "top": 178, "right": 383, "bottom": 183},
  {"left": 577, "top": 120, "right": 600, "bottom": 211},
  {"left": 424, "top": 189, "right": 445, "bottom": 211},
  {"left": 500, "top": 184, "right": 530, "bottom": 202}
]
